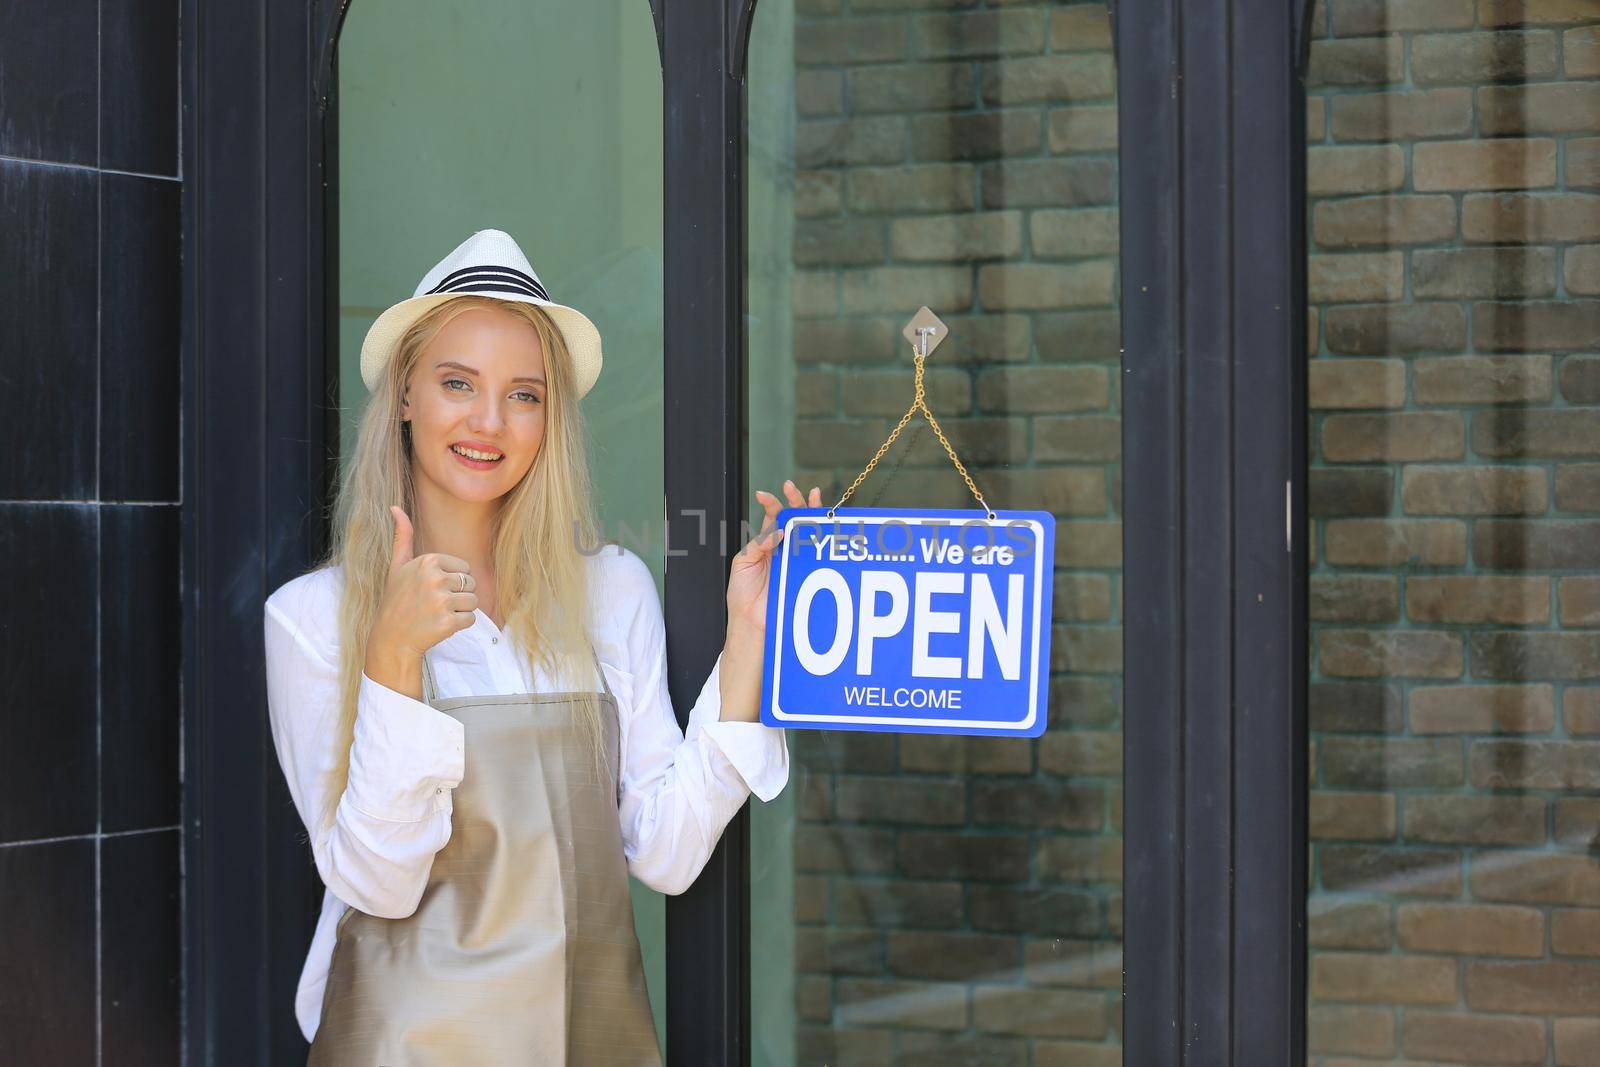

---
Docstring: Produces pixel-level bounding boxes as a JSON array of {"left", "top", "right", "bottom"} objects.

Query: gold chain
[{"left": 829, "top": 351, "right": 994, "bottom": 519}]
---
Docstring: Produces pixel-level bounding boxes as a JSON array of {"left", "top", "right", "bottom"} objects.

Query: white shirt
[{"left": 262, "top": 546, "right": 789, "bottom": 1043}]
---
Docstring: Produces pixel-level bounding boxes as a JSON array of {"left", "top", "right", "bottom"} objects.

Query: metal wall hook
[{"left": 827, "top": 307, "right": 997, "bottom": 519}]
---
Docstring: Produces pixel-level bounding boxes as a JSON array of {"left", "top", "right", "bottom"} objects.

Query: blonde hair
[{"left": 315, "top": 295, "right": 609, "bottom": 833}]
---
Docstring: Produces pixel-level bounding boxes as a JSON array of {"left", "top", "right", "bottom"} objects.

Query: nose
[{"left": 466, "top": 394, "right": 506, "bottom": 436}]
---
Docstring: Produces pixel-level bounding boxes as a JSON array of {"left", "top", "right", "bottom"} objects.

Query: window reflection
[
  {"left": 748, "top": 3, "right": 1126, "bottom": 1063},
  {"left": 1306, "top": 4, "right": 1600, "bottom": 1062}
]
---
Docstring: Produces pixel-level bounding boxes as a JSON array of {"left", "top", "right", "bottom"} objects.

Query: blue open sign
[{"left": 759, "top": 507, "right": 1054, "bottom": 737}]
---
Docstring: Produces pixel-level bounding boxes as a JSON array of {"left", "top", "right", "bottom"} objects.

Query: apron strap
[
  {"left": 587, "top": 643, "right": 615, "bottom": 700},
  {"left": 420, "top": 648, "right": 439, "bottom": 706}
]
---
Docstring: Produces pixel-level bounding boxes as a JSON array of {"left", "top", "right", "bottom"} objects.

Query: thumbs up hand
[
  {"left": 366, "top": 506, "right": 478, "bottom": 680},
  {"left": 390, "top": 503, "right": 417, "bottom": 570}
]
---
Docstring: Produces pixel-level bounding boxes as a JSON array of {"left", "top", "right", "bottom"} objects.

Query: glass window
[
  {"left": 747, "top": 4, "right": 1127, "bottom": 1062},
  {"left": 334, "top": 1, "right": 668, "bottom": 1048},
  {"left": 1305, "top": 4, "right": 1600, "bottom": 1062}
]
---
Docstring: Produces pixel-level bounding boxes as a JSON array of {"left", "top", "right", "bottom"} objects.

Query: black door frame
[
  {"left": 1117, "top": 0, "right": 1315, "bottom": 1061},
  {"left": 660, "top": 2, "right": 755, "bottom": 1061},
  {"left": 181, "top": 0, "right": 1311, "bottom": 1062},
  {"left": 181, "top": 0, "right": 334, "bottom": 1061}
]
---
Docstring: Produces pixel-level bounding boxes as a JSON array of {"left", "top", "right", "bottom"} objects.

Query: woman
[{"left": 264, "top": 229, "right": 813, "bottom": 1064}]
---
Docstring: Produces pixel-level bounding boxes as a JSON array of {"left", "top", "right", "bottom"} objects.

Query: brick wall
[
  {"left": 1304, "top": 2, "right": 1600, "bottom": 1064},
  {"left": 767, "top": 0, "right": 1598, "bottom": 1060},
  {"left": 778, "top": 2, "right": 1126, "bottom": 1063}
]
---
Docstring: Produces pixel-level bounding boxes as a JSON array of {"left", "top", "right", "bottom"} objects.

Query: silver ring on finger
[{"left": 457, "top": 571, "right": 466, "bottom": 593}]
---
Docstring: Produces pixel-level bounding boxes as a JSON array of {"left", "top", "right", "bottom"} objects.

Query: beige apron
[{"left": 307, "top": 645, "right": 662, "bottom": 1066}]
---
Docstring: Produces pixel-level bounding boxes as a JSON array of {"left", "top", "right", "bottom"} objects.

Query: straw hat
[{"left": 359, "top": 228, "right": 602, "bottom": 396}]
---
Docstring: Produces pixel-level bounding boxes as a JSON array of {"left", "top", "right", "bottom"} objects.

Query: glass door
[
  {"left": 1303, "top": 5, "right": 1600, "bottom": 1063},
  {"left": 744, "top": 4, "right": 1128, "bottom": 1061},
  {"left": 208, "top": 0, "right": 1343, "bottom": 1056},
  {"left": 330, "top": 1, "right": 671, "bottom": 1049}
]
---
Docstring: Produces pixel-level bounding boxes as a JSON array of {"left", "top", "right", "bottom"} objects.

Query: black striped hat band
[{"left": 424, "top": 264, "right": 550, "bottom": 302}]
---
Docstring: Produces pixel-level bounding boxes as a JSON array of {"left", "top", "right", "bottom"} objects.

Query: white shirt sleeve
[
  {"left": 263, "top": 573, "right": 466, "bottom": 920},
  {"left": 598, "top": 549, "right": 791, "bottom": 896}
]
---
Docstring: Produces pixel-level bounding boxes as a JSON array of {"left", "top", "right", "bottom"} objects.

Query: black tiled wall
[{"left": 0, "top": 1, "right": 182, "bottom": 1062}]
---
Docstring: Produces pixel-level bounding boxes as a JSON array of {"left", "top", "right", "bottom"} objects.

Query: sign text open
[{"left": 760, "top": 508, "right": 1054, "bottom": 737}]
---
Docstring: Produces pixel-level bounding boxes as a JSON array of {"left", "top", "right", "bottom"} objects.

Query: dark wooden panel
[
  {"left": 182, "top": 0, "right": 328, "bottom": 1059},
  {"left": 1117, "top": 0, "right": 1308, "bottom": 1061},
  {"left": 100, "top": 0, "right": 181, "bottom": 176},
  {"left": 101, "top": 174, "right": 182, "bottom": 502},
  {"left": 1231, "top": 1, "right": 1309, "bottom": 1060},
  {"left": 1117, "top": 0, "right": 1184, "bottom": 1061},
  {"left": 663, "top": 2, "right": 750, "bottom": 1063},
  {"left": 0, "top": 0, "right": 97, "bottom": 164},
  {"left": 101, "top": 505, "right": 182, "bottom": 832},
  {"left": 0, "top": 162, "right": 99, "bottom": 501},
  {"left": 0, "top": 840, "right": 97, "bottom": 1063},
  {"left": 101, "top": 830, "right": 183, "bottom": 1065},
  {"left": 0, "top": 504, "right": 98, "bottom": 843}
]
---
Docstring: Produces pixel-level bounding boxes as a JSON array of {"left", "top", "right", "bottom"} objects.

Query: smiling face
[{"left": 400, "top": 304, "right": 548, "bottom": 506}]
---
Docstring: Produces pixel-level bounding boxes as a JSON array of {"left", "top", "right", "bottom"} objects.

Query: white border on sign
[{"left": 770, "top": 514, "right": 1046, "bottom": 731}]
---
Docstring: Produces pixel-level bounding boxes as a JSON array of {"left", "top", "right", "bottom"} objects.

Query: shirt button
[{"left": 491, "top": 636, "right": 498, "bottom": 644}]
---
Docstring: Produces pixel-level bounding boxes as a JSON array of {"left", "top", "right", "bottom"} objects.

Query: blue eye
[{"left": 441, "top": 377, "right": 537, "bottom": 403}]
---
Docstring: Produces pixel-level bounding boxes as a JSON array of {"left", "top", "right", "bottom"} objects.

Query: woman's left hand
[
  {"left": 716, "top": 479, "right": 820, "bottom": 723},
  {"left": 726, "top": 479, "right": 821, "bottom": 637}
]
